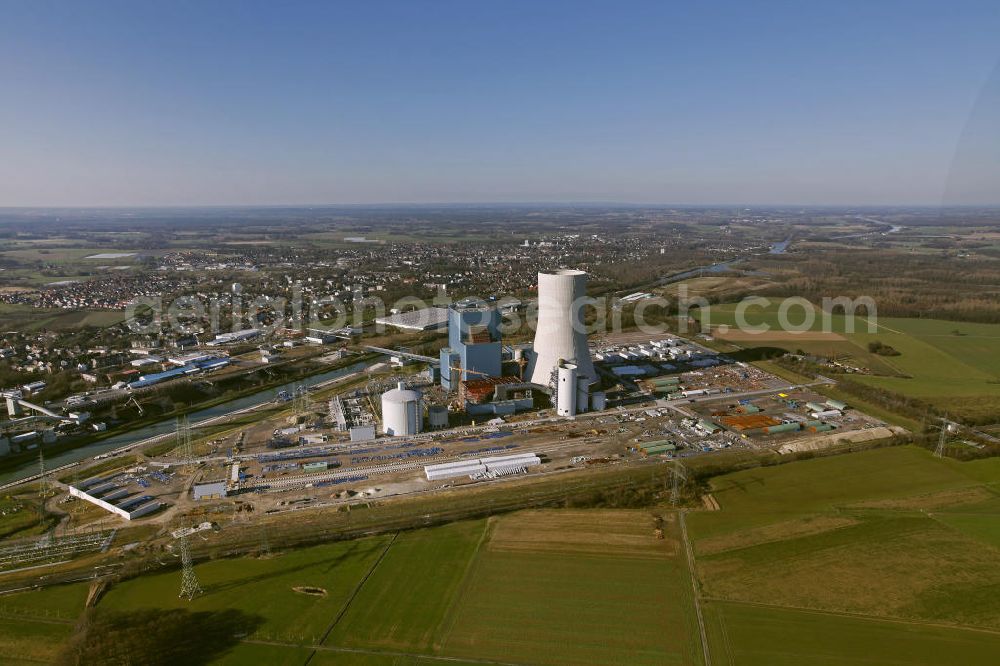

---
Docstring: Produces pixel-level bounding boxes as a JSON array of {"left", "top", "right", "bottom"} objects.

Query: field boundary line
[
  {"left": 306, "top": 531, "right": 399, "bottom": 663},
  {"left": 716, "top": 605, "right": 734, "bottom": 666},
  {"left": 433, "top": 516, "right": 494, "bottom": 652},
  {"left": 700, "top": 597, "right": 1000, "bottom": 636},
  {"left": 861, "top": 316, "right": 904, "bottom": 335},
  {"left": 680, "top": 510, "right": 711, "bottom": 666},
  {"left": 246, "top": 638, "right": 531, "bottom": 665}
]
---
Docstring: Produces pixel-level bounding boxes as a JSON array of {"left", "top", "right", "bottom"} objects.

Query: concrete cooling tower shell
[{"left": 527, "top": 269, "right": 596, "bottom": 386}]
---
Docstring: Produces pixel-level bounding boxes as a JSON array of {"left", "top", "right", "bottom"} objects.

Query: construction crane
[{"left": 447, "top": 365, "right": 495, "bottom": 381}]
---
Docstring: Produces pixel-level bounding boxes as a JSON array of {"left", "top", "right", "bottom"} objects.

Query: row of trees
[{"left": 753, "top": 249, "right": 1000, "bottom": 323}]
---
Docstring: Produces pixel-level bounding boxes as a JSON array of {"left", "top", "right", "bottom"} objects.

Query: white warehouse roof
[{"left": 375, "top": 307, "right": 449, "bottom": 331}]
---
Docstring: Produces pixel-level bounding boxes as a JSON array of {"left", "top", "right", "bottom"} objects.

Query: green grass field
[
  {"left": 689, "top": 446, "right": 1000, "bottom": 663},
  {"left": 440, "top": 510, "right": 701, "bottom": 666},
  {"left": 0, "top": 582, "right": 90, "bottom": 664},
  {"left": 703, "top": 601, "right": 1000, "bottom": 666},
  {"left": 92, "top": 510, "right": 702, "bottom": 665},
  {"left": 696, "top": 302, "right": 1000, "bottom": 420},
  {"left": 0, "top": 581, "right": 90, "bottom": 620},
  {"left": 688, "top": 446, "right": 979, "bottom": 540},
  {"left": 0, "top": 303, "right": 128, "bottom": 332},
  {"left": 100, "top": 536, "right": 393, "bottom": 643},
  {"left": 325, "top": 520, "right": 487, "bottom": 652}
]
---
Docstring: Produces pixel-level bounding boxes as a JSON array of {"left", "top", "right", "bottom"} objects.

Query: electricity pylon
[
  {"left": 38, "top": 449, "right": 47, "bottom": 497},
  {"left": 294, "top": 386, "right": 311, "bottom": 421},
  {"left": 671, "top": 461, "right": 687, "bottom": 506},
  {"left": 178, "top": 534, "right": 203, "bottom": 600},
  {"left": 260, "top": 523, "right": 271, "bottom": 557},
  {"left": 934, "top": 416, "right": 950, "bottom": 458},
  {"left": 37, "top": 449, "right": 47, "bottom": 527},
  {"left": 176, "top": 414, "right": 193, "bottom": 460}
]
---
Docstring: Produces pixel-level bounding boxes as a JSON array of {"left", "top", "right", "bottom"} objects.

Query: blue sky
[{"left": 2, "top": 0, "right": 999, "bottom": 206}]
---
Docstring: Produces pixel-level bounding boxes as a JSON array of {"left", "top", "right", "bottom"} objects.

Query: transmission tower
[
  {"left": 178, "top": 534, "right": 203, "bottom": 600},
  {"left": 260, "top": 523, "right": 271, "bottom": 557},
  {"left": 934, "top": 416, "right": 950, "bottom": 458},
  {"left": 293, "top": 386, "right": 311, "bottom": 422},
  {"left": 670, "top": 461, "right": 687, "bottom": 506},
  {"left": 37, "top": 449, "right": 47, "bottom": 526},
  {"left": 38, "top": 448, "right": 47, "bottom": 497},
  {"left": 176, "top": 414, "right": 193, "bottom": 460}
]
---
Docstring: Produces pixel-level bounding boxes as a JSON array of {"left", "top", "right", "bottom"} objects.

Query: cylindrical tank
[
  {"left": 576, "top": 376, "right": 590, "bottom": 414},
  {"left": 557, "top": 363, "right": 578, "bottom": 416},
  {"left": 590, "top": 391, "right": 607, "bottom": 411},
  {"left": 427, "top": 404, "right": 449, "bottom": 429},
  {"left": 527, "top": 270, "right": 596, "bottom": 386},
  {"left": 381, "top": 382, "right": 423, "bottom": 436}
]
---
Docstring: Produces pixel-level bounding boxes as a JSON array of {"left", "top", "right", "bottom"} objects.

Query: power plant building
[
  {"left": 440, "top": 299, "right": 502, "bottom": 391},
  {"left": 381, "top": 382, "right": 423, "bottom": 436}
]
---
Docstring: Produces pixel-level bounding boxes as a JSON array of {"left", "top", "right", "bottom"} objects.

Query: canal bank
[{"left": 0, "top": 358, "right": 379, "bottom": 487}]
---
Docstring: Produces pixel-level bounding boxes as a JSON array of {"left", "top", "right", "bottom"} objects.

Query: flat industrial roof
[{"left": 375, "top": 307, "right": 449, "bottom": 331}]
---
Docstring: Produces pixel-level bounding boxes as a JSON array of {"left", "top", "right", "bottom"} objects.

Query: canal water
[{"left": 0, "top": 360, "right": 373, "bottom": 485}]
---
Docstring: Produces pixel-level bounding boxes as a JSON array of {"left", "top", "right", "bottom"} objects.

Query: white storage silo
[
  {"left": 557, "top": 363, "right": 578, "bottom": 416},
  {"left": 381, "top": 382, "right": 423, "bottom": 436},
  {"left": 590, "top": 391, "right": 607, "bottom": 411}
]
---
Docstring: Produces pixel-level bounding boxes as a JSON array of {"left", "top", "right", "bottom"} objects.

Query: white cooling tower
[{"left": 527, "top": 269, "right": 596, "bottom": 387}]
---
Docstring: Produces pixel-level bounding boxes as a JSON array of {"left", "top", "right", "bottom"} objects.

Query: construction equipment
[
  {"left": 447, "top": 364, "right": 495, "bottom": 380},
  {"left": 125, "top": 395, "right": 144, "bottom": 416}
]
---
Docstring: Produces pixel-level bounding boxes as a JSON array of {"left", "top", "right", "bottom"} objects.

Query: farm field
[
  {"left": 99, "top": 535, "right": 394, "bottom": 642},
  {"left": 703, "top": 601, "right": 1000, "bottom": 666},
  {"left": 690, "top": 446, "right": 1000, "bottom": 662},
  {"left": 325, "top": 519, "right": 487, "bottom": 652},
  {"left": 687, "top": 446, "right": 979, "bottom": 540},
  {"left": 695, "top": 302, "right": 1000, "bottom": 418},
  {"left": 28, "top": 509, "right": 700, "bottom": 665},
  {"left": 0, "top": 617, "right": 76, "bottom": 665},
  {"left": 440, "top": 510, "right": 701, "bottom": 666},
  {"left": 0, "top": 303, "right": 128, "bottom": 331},
  {"left": 0, "top": 581, "right": 90, "bottom": 664}
]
